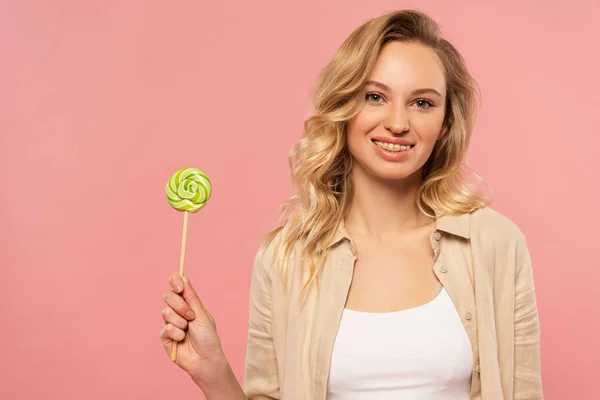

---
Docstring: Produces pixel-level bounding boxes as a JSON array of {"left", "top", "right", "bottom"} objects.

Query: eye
[
  {"left": 414, "top": 99, "right": 435, "bottom": 109},
  {"left": 365, "top": 92, "right": 384, "bottom": 103}
]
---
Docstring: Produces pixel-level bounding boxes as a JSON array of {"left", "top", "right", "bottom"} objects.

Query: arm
[
  {"left": 513, "top": 235, "right": 544, "bottom": 399},
  {"left": 242, "top": 248, "right": 281, "bottom": 399},
  {"left": 197, "top": 359, "right": 247, "bottom": 400}
]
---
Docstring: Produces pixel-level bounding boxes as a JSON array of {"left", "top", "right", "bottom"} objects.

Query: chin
[{"left": 366, "top": 163, "right": 421, "bottom": 183}]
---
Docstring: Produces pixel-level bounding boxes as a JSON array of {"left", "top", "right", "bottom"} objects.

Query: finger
[
  {"left": 163, "top": 290, "right": 196, "bottom": 321},
  {"left": 207, "top": 312, "right": 215, "bottom": 326},
  {"left": 160, "top": 323, "right": 185, "bottom": 345},
  {"left": 207, "top": 312, "right": 217, "bottom": 331},
  {"left": 181, "top": 275, "right": 206, "bottom": 316},
  {"left": 161, "top": 306, "right": 188, "bottom": 330},
  {"left": 168, "top": 273, "right": 184, "bottom": 294}
]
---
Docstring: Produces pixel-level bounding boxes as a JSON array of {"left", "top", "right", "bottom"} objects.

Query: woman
[{"left": 159, "top": 9, "right": 543, "bottom": 400}]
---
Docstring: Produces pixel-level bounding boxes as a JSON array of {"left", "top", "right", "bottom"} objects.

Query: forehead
[{"left": 368, "top": 41, "right": 446, "bottom": 95}]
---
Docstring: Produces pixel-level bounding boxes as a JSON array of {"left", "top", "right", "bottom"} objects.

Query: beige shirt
[{"left": 243, "top": 207, "right": 543, "bottom": 399}]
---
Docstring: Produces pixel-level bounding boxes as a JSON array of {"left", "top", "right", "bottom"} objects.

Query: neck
[{"left": 344, "top": 164, "right": 434, "bottom": 241}]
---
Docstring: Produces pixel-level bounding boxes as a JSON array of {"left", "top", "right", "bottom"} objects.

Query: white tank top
[{"left": 327, "top": 287, "right": 473, "bottom": 399}]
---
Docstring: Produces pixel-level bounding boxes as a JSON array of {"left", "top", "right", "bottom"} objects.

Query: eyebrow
[{"left": 365, "top": 80, "right": 443, "bottom": 97}]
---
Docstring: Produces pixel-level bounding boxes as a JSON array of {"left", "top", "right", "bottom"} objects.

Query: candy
[
  {"left": 166, "top": 168, "right": 212, "bottom": 213},
  {"left": 165, "top": 167, "right": 212, "bottom": 362}
]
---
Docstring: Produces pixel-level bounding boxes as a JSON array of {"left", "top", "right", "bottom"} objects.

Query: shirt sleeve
[
  {"left": 242, "top": 248, "right": 281, "bottom": 399},
  {"left": 513, "top": 235, "right": 544, "bottom": 399}
]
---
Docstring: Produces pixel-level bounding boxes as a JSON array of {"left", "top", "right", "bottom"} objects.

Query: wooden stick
[{"left": 171, "top": 210, "right": 189, "bottom": 362}]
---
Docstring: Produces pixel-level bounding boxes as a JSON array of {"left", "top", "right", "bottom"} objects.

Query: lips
[
  {"left": 370, "top": 136, "right": 415, "bottom": 146},
  {"left": 372, "top": 138, "right": 414, "bottom": 161},
  {"left": 373, "top": 140, "right": 413, "bottom": 153}
]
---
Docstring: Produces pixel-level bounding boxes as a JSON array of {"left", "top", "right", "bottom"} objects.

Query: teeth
[{"left": 374, "top": 140, "right": 412, "bottom": 152}]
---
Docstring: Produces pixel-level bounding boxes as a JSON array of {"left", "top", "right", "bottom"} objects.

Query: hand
[{"left": 160, "top": 273, "right": 228, "bottom": 387}]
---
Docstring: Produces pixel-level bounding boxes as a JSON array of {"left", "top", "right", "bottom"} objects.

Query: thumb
[{"left": 182, "top": 275, "right": 206, "bottom": 316}]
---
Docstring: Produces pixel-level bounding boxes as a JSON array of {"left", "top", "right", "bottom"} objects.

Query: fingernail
[
  {"left": 175, "top": 284, "right": 183, "bottom": 292},
  {"left": 185, "top": 310, "right": 196, "bottom": 320}
]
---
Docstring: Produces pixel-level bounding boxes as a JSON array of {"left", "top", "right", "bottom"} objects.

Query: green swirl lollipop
[
  {"left": 165, "top": 167, "right": 212, "bottom": 362},
  {"left": 166, "top": 167, "right": 212, "bottom": 213}
]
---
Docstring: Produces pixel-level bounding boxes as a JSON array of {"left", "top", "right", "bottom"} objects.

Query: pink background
[{"left": 1, "top": 1, "right": 599, "bottom": 399}]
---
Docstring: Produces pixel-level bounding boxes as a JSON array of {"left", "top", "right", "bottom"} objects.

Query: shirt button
[
  {"left": 465, "top": 312, "right": 472, "bottom": 321},
  {"left": 433, "top": 231, "right": 442, "bottom": 241},
  {"left": 440, "top": 266, "right": 448, "bottom": 274}
]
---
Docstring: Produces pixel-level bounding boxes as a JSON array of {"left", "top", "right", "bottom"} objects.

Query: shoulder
[
  {"left": 252, "top": 234, "right": 278, "bottom": 279},
  {"left": 469, "top": 206, "right": 526, "bottom": 244},
  {"left": 251, "top": 230, "right": 304, "bottom": 281},
  {"left": 468, "top": 207, "right": 533, "bottom": 272}
]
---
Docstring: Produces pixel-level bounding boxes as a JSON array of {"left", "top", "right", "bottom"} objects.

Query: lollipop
[{"left": 165, "top": 167, "right": 212, "bottom": 361}]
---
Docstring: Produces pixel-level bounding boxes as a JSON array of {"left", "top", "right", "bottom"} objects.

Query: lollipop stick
[
  {"left": 171, "top": 210, "right": 189, "bottom": 362},
  {"left": 178, "top": 210, "right": 189, "bottom": 277}
]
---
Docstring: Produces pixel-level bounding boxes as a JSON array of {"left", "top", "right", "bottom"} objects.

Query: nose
[{"left": 383, "top": 105, "right": 409, "bottom": 135}]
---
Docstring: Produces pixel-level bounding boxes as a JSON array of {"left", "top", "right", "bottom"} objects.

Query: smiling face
[{"left": 346, "top": 40, "right": 448, "bottom": 183}]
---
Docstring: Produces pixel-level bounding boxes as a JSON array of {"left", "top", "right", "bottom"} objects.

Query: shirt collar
[{"left": 328, "top": 211, "right": 471, "bottom": 249}]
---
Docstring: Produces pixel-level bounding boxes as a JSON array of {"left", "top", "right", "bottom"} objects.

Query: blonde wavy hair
[{"left": 263, "top": 9, "right": 490, "bottom": 295}]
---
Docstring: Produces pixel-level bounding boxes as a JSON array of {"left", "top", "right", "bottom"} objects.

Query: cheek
[
  {"left": 347, "top": 110, "right": 381, "bottom": 142},
  {"left": 414, "top": 114, "right": 445, "bottom": 144}
]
